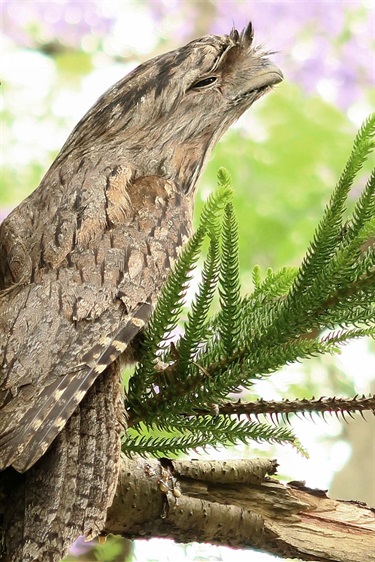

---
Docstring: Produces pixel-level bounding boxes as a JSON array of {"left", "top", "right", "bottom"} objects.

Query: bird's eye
[{"left": 191, "top": 76, "right": 217, "bottom": 89}]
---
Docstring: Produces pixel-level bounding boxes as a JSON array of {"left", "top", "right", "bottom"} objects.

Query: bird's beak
[{"left": 249, "top": 63, "right": 283, "bottom": 91}]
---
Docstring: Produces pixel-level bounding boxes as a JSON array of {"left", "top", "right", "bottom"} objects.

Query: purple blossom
[
  {"left": 2, "top": 1, "right": 373, "bottom": 108},
  {"left": 0, "top": 0, "right": 115, "bottom": 48},
  {"left": 68, "top": 535, "right": 93, "bottom": 556},
  {"left": 0, "top": 208, "right": 11, "bottom": 223}
]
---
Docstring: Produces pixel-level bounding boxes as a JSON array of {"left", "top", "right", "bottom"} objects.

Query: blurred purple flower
[
  {"left": 0, "top": 208, "right": 11, "bottom": 223},
  {"left": 2, "top": 1, "right": 373, "bottom": 108},
  {"left": 68, "top": 535, "right": 93, "bottom": 556},
  {"left": 0, "top": 0, "right": 115, "bottom": 49}
]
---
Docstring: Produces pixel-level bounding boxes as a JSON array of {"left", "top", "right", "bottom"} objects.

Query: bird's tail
[
  {"left": 0, "top": 301, "right": 152, "bottom": 473},
  {"left": 0, "top": 363, "right": 123, "bottom": 562}
]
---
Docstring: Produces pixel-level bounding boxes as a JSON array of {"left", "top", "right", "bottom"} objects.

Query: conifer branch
[
  {"left": 123, "top": 417, "right": 301, "bottom": 458},
  {"left": 218, "top": 201, "right": 241, "bottom": 356},
  {"left": 189, "top": 395, "right": 375, "bottom": 422},
  {"left": 124, "top": 116, "right": 375, "bottom": 460},
  {"left": 174, "top": 236, "right": 220, "bottom": 379}
]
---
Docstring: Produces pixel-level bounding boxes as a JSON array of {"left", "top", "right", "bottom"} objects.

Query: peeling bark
[{"left": 105, "top": 455, "right": 375, "bottom": 562}]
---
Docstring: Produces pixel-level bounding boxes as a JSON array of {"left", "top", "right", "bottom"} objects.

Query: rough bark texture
[
  {"left": 0, "top": 24, "right": 283, "bottom": 561},
  {"left": 105, "top": 456, "right": 375, "bottom": 562}
]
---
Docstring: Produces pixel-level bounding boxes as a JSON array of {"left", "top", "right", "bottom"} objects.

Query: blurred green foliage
[{"left": 200, "top": 84, "right": 367, "bottom": 272}]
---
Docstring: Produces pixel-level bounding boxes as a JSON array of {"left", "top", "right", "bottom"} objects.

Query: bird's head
[{"left": 62, "top": 23, "right": 282, "bottom": 194}]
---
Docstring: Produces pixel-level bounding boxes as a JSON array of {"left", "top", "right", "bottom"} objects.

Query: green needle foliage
[
  {"left": 218, "top": 201, "right": 241, "bottom": 357},
  {"left": 124, "top": 115, "right": 375, "bottom": 459}
]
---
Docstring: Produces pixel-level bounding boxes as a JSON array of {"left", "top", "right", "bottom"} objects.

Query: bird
[{"left": 0, "top": 23, "right": 282, "bottom": 562}]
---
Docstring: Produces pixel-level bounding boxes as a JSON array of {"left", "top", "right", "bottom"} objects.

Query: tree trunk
[{"left": 104, "top": 455, "right": 375, "bottom": 562}]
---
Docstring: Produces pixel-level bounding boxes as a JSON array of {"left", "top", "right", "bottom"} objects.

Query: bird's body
[{"left": 0, "top": 24, "right": 282, "bottom": 561}]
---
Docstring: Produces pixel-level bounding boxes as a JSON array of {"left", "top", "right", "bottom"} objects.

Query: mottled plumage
[{"left": 0, "top": 23, "right": 282, "bottom": 561}]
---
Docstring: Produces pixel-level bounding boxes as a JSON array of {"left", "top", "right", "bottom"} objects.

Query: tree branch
[
  {"left": 191, "top": 395, "right": 375, "bottom": 422},
  {"left": 105, "top": 456, "right": 375, "bottom": 562}
]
